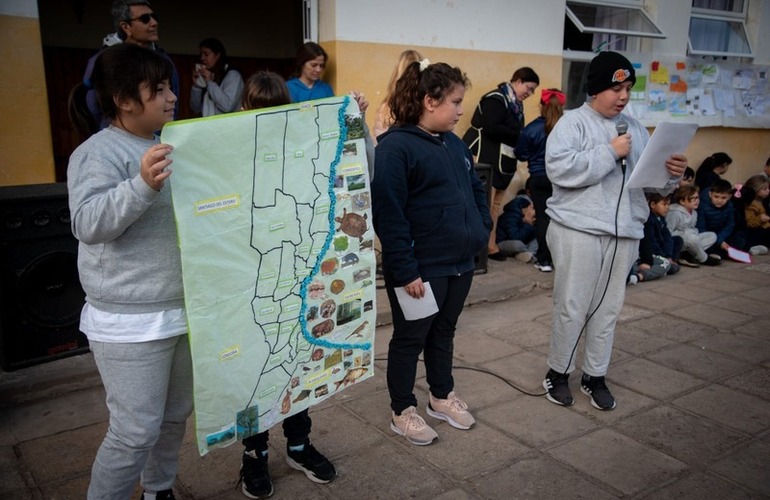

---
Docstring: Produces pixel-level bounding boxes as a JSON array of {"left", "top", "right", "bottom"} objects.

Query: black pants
[
  {"left": 386, "top": 271, "right": 474, "bottom": 414},
  {"left": 529, "top": 175, "right": 553, "bottom": 264},
  {"left": 242, "top": 409, "right": 311, "bottom": 451}
]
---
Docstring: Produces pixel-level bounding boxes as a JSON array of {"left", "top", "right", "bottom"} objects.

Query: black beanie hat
[{"left": 585, "top": 51, "right": 636, "bottom": 96}]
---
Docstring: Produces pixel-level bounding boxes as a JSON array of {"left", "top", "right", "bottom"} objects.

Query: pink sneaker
[
  {"left": 426, "top": 391, "right": 476, "bottom": 430},
  {"left": 390, "top": 406, "right": 438, "bottom": 446}
]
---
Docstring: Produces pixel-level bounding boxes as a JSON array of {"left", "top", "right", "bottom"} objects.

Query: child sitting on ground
[
  {"left": 696, "top": 179, "right": 743, "bottom": 258},
  {"left": 743, "top": 174, "right": 770, "bottom": 252},
  {"left": 628, "top": 193, "right": 682, "bottom": 284},
  {"left": 496, "top": 194, "right": 537, "bottom": 263},
  {"left": 667, "top": 185, "right": 720, "bottom": 266}
]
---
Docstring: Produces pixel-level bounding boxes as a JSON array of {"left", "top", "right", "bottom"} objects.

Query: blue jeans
[{"left": 88, "top": 334, "right": 193, "bottom": 499}]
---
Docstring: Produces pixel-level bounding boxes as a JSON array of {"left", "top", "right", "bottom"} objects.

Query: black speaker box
[{"left": 0, "top": 183, "right": 88, "bottom": 371}]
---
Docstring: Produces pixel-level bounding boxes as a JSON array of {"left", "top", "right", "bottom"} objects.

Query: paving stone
[
  {"left": 485, "top": 320, "right": 551, "bottom": 348},
  {"left": 427, "top": 363, "right": 526, "bottom": 411},
  {"left": 645, "top": 343, "right": 746, "bottom": 381},
  {"left": 625, "top": 314, "right": 715, "bottom": 343},
  {"left": 709, "top": 440, "right": 770, "bottom": 496},
  {"left": 0, "top": 446, "right": 28, "bottom": 496},
  {"left": 39, "top": 475, "right": 101, "bottom": 500},
  {"left": 609, "top": 358, "right": 705, "bottom": 399},
  {"left": 721, "top": 367, "right": 770, "bottom": 401},
  {"left": 689, "top": 332, "right": 770, "bottom": 364},
  {"left": 686, "top": 275, "right": 760, "bottom": 295},
  {"left": 472, "top": 453, "right": 619, "bottom": 499},
  {"left": 705, "top": 293, "right": 767, "bottom": 316},
  {"left": 667, "top": 302, "right": 752, "bottom": 330},
  {"left": 476, "top": 397, "right": 597, "bottom": 448},
  {"left": 432, "top": 488, "right": 480, "bottom": 500},
  {"left": 341, "top": 389, "right": 398, "bottom": 433},
  {"left": 569, "top": 382, "right": 656, "bottom": 424},
  {"left": 725, "top": 317, "right": 770, "bottom": 342},
  {"left": 324, "top": 440, "right": 446, "bottom": 499},
  {"left": 612, "top": 323, "right": 680, "bottom": 356},
  {"left": 622, "top": 289, "right": 696, "bottom": 312},
  {"left": 417, "top": 422, "right": 530, "bottom": 480},
  {"left": 614, "top": 405, "right": 747, "bottom": 466},
  {"left": 18, "top": 422, "right": 105, "bottom": 485},
  {"left": 479, "top": 350, "right": 547, "bottom": 394},
  {"left": 643, "top": 471, "right": 756, "bottom": 500},
  {"left": 617, "top": 303, "right": 656, "bottom": 323},
  {"left": 547, "top": 429, "right": 689, "bottom": 496},
  {"left": 0, "top": 386, "right": 108, "bottom": 446},
  {"left": 654, "top": 281, "right": 725, "bottom": 303},
  {"left": 452, "top": 330, "right": 522, "bottom": 365},
  {"left": 672, "top": 384, "right": 770, "bottom": 434}
]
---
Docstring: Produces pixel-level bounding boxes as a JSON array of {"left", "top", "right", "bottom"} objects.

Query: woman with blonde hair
[{"left": 374, "top": 49, "right": 423, "bottom": 139}]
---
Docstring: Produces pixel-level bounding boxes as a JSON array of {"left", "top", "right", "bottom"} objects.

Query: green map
[{"left": 162, "top": 96, "right": 375, "bottom": 455}]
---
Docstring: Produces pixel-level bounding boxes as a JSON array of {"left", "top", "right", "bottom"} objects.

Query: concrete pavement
[{"left": 1, "top": 254, "right": 769, "bottom": 499}]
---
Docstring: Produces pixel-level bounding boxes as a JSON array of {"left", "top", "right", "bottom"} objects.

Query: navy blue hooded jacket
[
  {"left": 372, "top": 125, "right": 492, "bottom": 287},
  {"left": 642, "top": 213, "right": 676, "bottom": 264},
  {"left": 496, "top": 195, "right": 536, "bottom": 244},
  {"left": 696, "top": 187, "right": 735, "bottom": 246}
]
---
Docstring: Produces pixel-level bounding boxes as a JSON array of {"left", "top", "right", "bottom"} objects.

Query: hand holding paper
[{"left": 626, "top": 122, "right": 697, "bottom": 189}]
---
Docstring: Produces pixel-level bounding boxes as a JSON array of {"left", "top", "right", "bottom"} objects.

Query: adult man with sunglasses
[{"left": 82, "top": 0, "right": 180, "bottom": 132}]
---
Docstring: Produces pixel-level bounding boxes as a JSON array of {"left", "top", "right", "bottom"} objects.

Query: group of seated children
[{"left": 627, "top": 157, "right": 770, "bottom": 285}]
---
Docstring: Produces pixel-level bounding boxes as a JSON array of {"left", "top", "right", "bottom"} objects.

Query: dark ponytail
[{"left": 388, "top": 61, "right": 469, "bottom": 126}]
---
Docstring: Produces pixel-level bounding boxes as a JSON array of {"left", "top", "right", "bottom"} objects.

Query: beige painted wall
[{"left": 0, "top": 14, "right": 55, "bottom": 186}]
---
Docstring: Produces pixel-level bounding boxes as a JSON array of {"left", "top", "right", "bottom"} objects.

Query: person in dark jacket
[
  {"left": 629, "top": 193, "right": 682, "bottom": 284},
  {"left": 694, "top": 152, "right": 731, "bottom": 193},
  {"left": 697, "top": 179, "right": 742, "bottom": 257},
  {"left": 496, "top": 195, "right": 537, "bottom": 262},
  {"left": 462, "top": 67, "right": 539, "bottom": 260},
  {"left": 372, "top": 59, "right": 491, "bottom": 446}
]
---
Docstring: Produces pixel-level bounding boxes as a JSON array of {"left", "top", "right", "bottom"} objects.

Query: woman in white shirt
[{"left": 191, "top": 37, "right": 244, "bottom": 116}]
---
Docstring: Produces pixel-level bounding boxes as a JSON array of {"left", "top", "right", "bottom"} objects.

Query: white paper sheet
[
  {"left": 626, "top": 122, "right": 698, "bottom": 189},
  {"left": 394, "top": 282, "right": 439, "bottom": 320}
]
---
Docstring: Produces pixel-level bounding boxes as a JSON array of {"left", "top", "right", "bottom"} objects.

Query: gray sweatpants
[
  {"left": 546, "top": 222, "right": 638, "bottom": 376},
  {"left": 88, "top": 334, "right": 193, "bottom": 499}
]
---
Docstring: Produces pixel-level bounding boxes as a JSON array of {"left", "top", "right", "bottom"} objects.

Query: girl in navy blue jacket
[{"left": 372, "top": 60, "right": 491, "bottom": 446}]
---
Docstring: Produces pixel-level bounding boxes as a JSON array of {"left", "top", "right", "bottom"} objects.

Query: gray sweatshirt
[
  {"left": 666, "top": 203, "right": 699, "bottom": 237},
  {"left": 545, "top": 103, "right": 653, "bottom": 239},
  {"left": 67, "top": 126, "right": 184, "bottom": 314}
]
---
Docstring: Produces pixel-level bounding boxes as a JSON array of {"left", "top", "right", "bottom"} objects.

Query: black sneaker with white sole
[
  {"left": 239, "top": 450, "right": 273, "bottom": 499},
  {"left": 286, "top": 440, "right": 337, "bottom": 484},
  {"left": 543, "top": 368, "right": 573, "bottom": 406},
  {"left": 580, "top": 374, "right": 616, "bottom": 410}
]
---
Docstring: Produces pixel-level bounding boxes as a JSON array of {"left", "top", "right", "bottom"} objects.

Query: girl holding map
[
  {"left": 67, "top": 43, "right": 190, "bottom": 500},
  {"left": 372, "top": 60, "right": 492, "bottom": 446}
]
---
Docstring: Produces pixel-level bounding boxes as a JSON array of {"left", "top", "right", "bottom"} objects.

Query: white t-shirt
[{"left": 80, "top": 303, "right": 187, "bottom": 343}]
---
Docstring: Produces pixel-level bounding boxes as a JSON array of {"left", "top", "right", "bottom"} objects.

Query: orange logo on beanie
[{"left": 612, "top": 69, "right": 631, "bottom": 83}]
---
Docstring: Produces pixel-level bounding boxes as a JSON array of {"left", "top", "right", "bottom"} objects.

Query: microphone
[{"left": 616, "top": 121, "right": 628, "bottom": 173}]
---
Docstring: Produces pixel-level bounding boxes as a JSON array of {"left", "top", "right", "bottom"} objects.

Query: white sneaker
[
  {"left": 534, "top": 262, "right": 553, "bottom": 272},
  {"left": 390, "top": 406, "right": 438, "bottom": 445},
  {"left": 749, "top": 245, "right": 768, "bottom": 255}
]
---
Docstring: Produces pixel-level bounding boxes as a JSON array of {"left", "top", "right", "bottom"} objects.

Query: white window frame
[
  {"left": 302, "top": 0, "right": 318, "bottom": 43},
  {"left": 688, "top": 1, "right": 753, "bottom": 58},
  {"left": 565, "top": 0, "right": 665, "bottom": 40}
]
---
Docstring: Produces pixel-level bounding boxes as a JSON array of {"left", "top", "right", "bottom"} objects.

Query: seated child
[
  {"left": 696, "top": 179, "right": 742, "bottom": 257},
  {"left": 743, "top": 174, "right": 770, "bottom": 253},
  {"left": 629, "top": 193, "right": 682, "bottom": 284},
  {"left": 496, "top": 195, "right": 537, "bottom": 263},
  {"left": 667, "top": 185, "right": 720, "bottom": 266}
]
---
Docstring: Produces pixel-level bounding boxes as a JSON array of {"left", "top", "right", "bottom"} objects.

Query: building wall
[{"left": 0, "top": 2, "right": 55, "bottom": 185}]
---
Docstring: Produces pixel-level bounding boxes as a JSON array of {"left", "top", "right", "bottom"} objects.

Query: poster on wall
[{"left": 162, "top": 96, "right": 376, "bottom": 455}]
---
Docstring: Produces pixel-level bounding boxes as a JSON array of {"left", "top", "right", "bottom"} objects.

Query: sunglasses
[{"left": 129, "top": 12, "right": 158, "bottom": 24}]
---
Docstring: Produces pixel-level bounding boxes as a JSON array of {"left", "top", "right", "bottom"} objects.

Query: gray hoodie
[
  {"left": 545, "top": 103, "right": 655, "bottom": 239},
  {"left": 68, "top": 126, "right": 184, "bottom": 314}
]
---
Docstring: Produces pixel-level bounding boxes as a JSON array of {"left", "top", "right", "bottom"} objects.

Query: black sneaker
[
  {"left": 703, "top": 255, "right": 721, "bottom": 266},
  {"left": 286, "top": 440, "right": 337, "bottom": 483},
  {"left": 543, "top": 368, "right": 573, "bottom": 406},
  {"left": 239, "top": 450, "right": 273, "bottom": 499},
  {"left": 143, "top": 490, "right": 175, "bottom": 500},
  {"left": 580, "top": 374, "right": 616, "bottom": 410}
]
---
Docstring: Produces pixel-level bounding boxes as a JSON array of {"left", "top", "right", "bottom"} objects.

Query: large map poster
[{"left": 162, "top": 96, "right": 375, "bottom": 455}]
